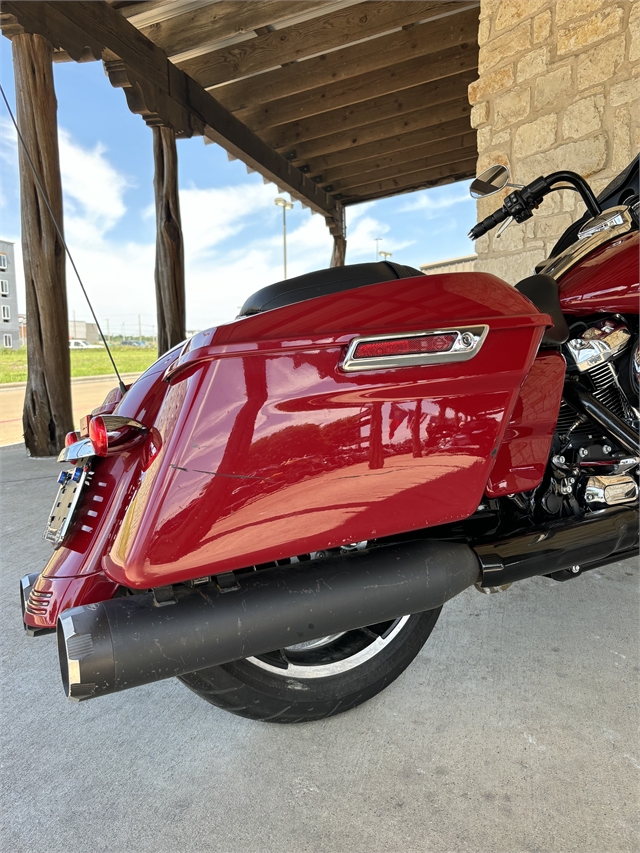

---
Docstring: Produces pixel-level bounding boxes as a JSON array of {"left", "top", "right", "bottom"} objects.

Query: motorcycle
[{"left": 21, "top": 157, "right": 639, "bottom": 723}]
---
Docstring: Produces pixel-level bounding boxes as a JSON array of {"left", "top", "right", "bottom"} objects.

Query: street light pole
[
  {"left": 379, "top": 250, "right": 393, "bottom": 261},
  {"left": 274, "top": 197, "right": 294, "bottom": 279},
  {"left": 374, "top": 237, "right": 383, "bottom": 262}
]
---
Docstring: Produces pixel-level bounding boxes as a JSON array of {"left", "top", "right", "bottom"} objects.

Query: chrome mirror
[{"left": 470, "top": 165, "right": 510, "bottom": 199}]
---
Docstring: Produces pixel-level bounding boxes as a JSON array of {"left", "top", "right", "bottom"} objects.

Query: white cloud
[
  {"left": 59, "top": 129, "right": 130, "bottom": 243},
  {"left": 398, "top": 186, "right": 472, "bottom": 216}
]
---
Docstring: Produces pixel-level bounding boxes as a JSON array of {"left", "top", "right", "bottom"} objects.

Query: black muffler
[{"left": 57, "top": 540, "right": 480, "bottom": 701}]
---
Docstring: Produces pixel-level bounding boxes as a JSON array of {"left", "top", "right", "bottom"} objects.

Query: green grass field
[{"left": 0, "top": 346, "right": 159, "bottom": 383}]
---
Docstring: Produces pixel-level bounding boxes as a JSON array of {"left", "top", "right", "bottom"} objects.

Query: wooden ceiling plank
[
  {"left": 142, "top": 2, "right": 342, "bottom": 61},
  {"left": 287, "top": 97, "right": 472, "bottom": 163},
  {"left": 237, "top": 41, "right": 477, "bottom": 131},
  {"left": 327, "top": 145, "right": 478, "bottom": 193},
  {"left": 304, "top": 116, "right": 472, "bottom": 171},
  {"left": 213, "top": 5, "right": 479, "bottom": 112},
  {"left": 3, "top": 0, "right": 342, "bottom": 222},
  {"left": 178, "top": 1, "right": 458, "bottom": 89},
  {"left": 126, "top": 0, "right": 221, "bottom": 27},
  {"left": 340, "top": 157, "right": 478, "bottom": 202},
  {"left": 316, "top": 130, "right": 476, "bottom": 183},
  {"left": 263, "top": 69, "right": 477, "bottom": 150}
]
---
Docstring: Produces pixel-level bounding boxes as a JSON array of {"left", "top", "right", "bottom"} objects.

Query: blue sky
[{"left": 0, "top": 40, "right": 477, "bottom": 336}]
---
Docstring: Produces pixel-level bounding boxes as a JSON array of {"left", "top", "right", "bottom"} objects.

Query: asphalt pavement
[{"left": 0, "top": 442, "right": 638, "bottom": 853}]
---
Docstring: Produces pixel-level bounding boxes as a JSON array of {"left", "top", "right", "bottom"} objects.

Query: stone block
[
  {"left": 478, "top": 17, "right": 491, "bottom": 46},
  {"left": 576, "top": 35, "right": 625, "bottom": 90},
  {"left": 468, "top": 65, "right": 514, "bottom": 104},
  {"left": 630, "top": 0, "right": 640, "bottom": 62},
  {"left": 556, "top": 0, "right": 606, "bottom": 26},
  {"left": 477, "top": 126, "right": 492, "bottom": 151},
  {"left": 612, "top": 106, "right": 632, "bottom": 172},
  {"left": 514, "top": 114, "right": 557, "bottom": 158},
  {"left": 562, "top": 94, "right": 605, "bottom": 140},
  {"left": 557, "top": 6, "right": 624, "bottom": 55},
  {"left": 536, "top": 213, "right": 574, "bottom": 241},
  {"left": 475, "top": 249, "right": 547, "bottom": 285},
  {"left": 610, "top": 76, "right": 640, "bottom": 106},
  {"left": 494, "top": 88, "right": 531, "bottom": 130},
  {"left": 470, "top": 101, "right": 490, "bottom": 129},
  {"left": 493, "top": 222, "right": 525, "bottom": 251},
  {"left": 492, "top": 129, "right": 511, "bottom": 147},
  {"left": 534, "top": 66, "right": 573, "bottom": 111},
  {"left": 533, "top": 10, "right": 552, "bottom": 43},
  {"left": 517, "top": 134, "right": 608, "bottom": 183},
  {"left": 479, "top": 21, "right": 531, "bottom": 72},
  {"left": 517, "top": 47, "right": 549, "bottom": 82},
  {"left": 495, "top": 0, "right": 548, "bottom": 31}
]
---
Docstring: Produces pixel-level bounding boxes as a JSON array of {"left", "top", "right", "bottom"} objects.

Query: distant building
[
  {"left": 0, "top": 239, "right": 21, "bottom": 349},
  {"left": 420, "top": 254, "right": 477, "bottom": 275},
  {"left": 68, "top": 319, "right": 100, "bottom": 343}
]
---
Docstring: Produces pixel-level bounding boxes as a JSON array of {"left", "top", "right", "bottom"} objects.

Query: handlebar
[
  {"left": 468, "top": 170, "right": 602, "bottom": 241},
  {"left": 468, "top": 206, "right": 509, "bottom": 240}
]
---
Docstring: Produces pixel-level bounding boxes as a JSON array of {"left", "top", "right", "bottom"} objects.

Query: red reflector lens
[
  {"left": 64, "top": 431, "right": 79, "bottom": 447},
  {"left": 354, "top": 334, "right": 457, "bottom": 359},
  {"left": 88, "top": 416, "right": 108, "bottom": 457}
]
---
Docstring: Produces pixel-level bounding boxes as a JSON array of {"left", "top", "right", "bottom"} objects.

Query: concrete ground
[
  {"left": 0, "top": 373, "right": 141, "bottom": 446},
  {"left": 0, "top": 442, "right": 638, "bottom": 853}
]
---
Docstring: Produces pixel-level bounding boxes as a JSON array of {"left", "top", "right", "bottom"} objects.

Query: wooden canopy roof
[{"left": 2, "top": 0, "right": 479, "bottom": 233}]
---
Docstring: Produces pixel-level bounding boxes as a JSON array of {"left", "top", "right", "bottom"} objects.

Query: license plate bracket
[{"left": 44, "top": 464, "right": 91, "bottom": 548}]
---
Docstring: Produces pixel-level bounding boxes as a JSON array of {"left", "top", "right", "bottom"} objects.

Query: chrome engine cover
[
  {"left": 584, "top": 474, "right": 639, "bottom": 507},
  {"left": 566, "top": 319, "right": 631, "bottom": 372}
]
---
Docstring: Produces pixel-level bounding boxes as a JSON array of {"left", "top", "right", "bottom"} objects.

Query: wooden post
[
  {"left": 330, "top": 234, "right": 346, "bottom": 267},
  {"left": 153, "top": 126, "right": 185, "bottom": 355},
  {"left": 13, "top": 33, "right": 73, "bottom": 456}
]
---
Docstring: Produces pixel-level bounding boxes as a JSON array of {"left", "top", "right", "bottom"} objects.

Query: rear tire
[{"left": 178, "top": 608, "right": 442, "bottom": 723}]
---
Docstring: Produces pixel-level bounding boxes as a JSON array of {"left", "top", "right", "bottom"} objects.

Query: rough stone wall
[{"left": 469, "top": 0, "right": 638, "bottom": 284}]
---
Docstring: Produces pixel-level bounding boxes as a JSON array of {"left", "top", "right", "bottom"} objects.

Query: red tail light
[
  {"left": 89, "top": 416, "right": 108, "bottom": 457},
  {"left": 354, "top": 334, "right": 457, "bottom": 359},
  {"left": 64, "top": 431, "right": 80, "bottom": 447}
]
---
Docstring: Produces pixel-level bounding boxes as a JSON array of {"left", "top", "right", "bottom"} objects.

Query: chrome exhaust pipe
[{"left": 57, "top": 540, "right": 480, "bottom": 701}]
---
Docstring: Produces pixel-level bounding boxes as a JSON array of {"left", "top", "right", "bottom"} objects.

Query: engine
[{"left": 541, "top": 317, "right": 639, "bottom": 515}]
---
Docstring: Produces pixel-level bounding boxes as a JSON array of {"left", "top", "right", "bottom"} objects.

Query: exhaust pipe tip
[{"left": 57, "top": 605, "right": 114, "bottom": 701}]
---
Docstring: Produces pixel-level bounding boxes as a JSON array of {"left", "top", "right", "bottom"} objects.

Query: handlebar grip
[{"left": 468, "top": 206, "right": 509, "bottom": 240}]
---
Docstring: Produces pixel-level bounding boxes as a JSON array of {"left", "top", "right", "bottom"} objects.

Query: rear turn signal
[
  {"left": 64, "top": 431, "right": 80, "bottom": 447},
  {"left": 88, "top": 416, "right": 109, "bottom": 457}
]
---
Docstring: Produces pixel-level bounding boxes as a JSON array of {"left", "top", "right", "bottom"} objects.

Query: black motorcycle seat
[
  {"left": 239, "top": 261, "right": 424, "bottom": 316},
  {"left": 514, "top": 274, "right": 569, "bottom": 346}
]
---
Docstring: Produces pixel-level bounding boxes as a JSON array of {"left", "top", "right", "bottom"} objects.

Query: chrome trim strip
[
  {"left": 539, "top": 206, "right": 634, "bottom": 281},
  {"left": 341, "top": 325, "right": 489, "bottom": 372},
  {"left": 57, "top": 437, "right": 95, "bottom": 463}
]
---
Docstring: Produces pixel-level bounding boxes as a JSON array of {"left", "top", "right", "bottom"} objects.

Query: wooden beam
[
  {"left": 238, "top": 41, "right": 477, "bottom": 132},
  {"left": 328, "top": 145, "right": 478, "bottom": 194},
  {"left": 286, "top": 97, "right": 472, "bottom": 163},
  {"left": 315, "top": 130, "right": 476, "bottom": 183},
  {"left": 153, "top": 126, "right": 186, "bottom": 355},
  {"left": 178, "top": 1, "right": 459, "bottom": 89},
  {"left": 211, "top": 5, "right": 479, "bottom": 112},
  {"left": 330, "top": 235, "right": 346, "bottom": 267},
  {"left": 301, "top": 115, "right": 471, "bottom": 172},
  {"left": 2, "top": 1, "right": 343, "bottom": 226},
  {"left": 340, "top": 157, "right": 478, "bottom": 203},
  {"left": 12, "top": 33, "right": 73, "bottom": 455},
  {"left": 141, "top": 1, "right": 354, "bottom": 61},
  {"left": 263, "top": 69, "right": 477, "bottom": 151}
]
